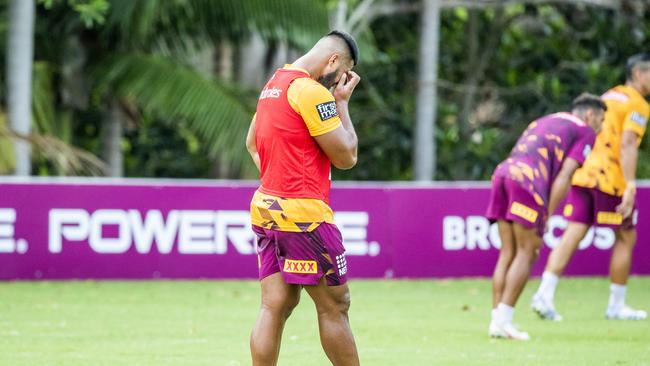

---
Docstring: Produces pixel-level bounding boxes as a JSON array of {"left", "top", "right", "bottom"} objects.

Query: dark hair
[
  {"left": 626, "top": 52, "right": 650, "bottom": 81},
  {"left": 572, "top": 93, "right": 607, "bottom": 112},
  {"left": 327, "top": 30, "right": 359, "bottom": 66}
]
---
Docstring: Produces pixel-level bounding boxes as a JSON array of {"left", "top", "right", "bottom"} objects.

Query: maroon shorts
[
  {"left": 563, "top": 185, "right": 637, "bottom": 230},
  {"left": 253, "top": 223, "right": 348, "bottom": 286},
  {"left": 486, "top": 175, "right": 546, "bottom": 236}
]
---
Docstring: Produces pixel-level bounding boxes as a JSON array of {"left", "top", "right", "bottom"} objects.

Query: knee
[
  {"left": 262, "top": 292, "right": 300, "bottom": 319},
  {"left": 517, "top": 245, "right": 539, "bottom": 263},
  {"left": 496, "top": 245, "right": 516, "bottom": 268},
  {"left": 319, "top": 290, "right": 352, "bottom": 317},
  {"left": 338, "top": 291, "right": 352, "bottom": 314},
  {"left": 498, "top": 250, "right": 515, "bottom": 265},
  {"left": 531, "top": 247, "right": 540, "bottom": 262},
  {"left": 617, "top": 233, "right": 637, "bottom": 250},
  {"left": 531, "top": 243, "right": 541, "bottom": 262}
]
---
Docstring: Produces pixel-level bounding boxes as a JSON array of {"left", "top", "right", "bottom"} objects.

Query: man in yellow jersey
[
  {"left": 246, "top": 30, "right": 361, "bottom": 365},
  {"left": 532, "top": 53, "right": 650, "bottom": 321}
]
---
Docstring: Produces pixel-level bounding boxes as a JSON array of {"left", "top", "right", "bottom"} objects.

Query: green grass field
[{"left": 1, "top": 277, "right": 649, "bottom": 366}]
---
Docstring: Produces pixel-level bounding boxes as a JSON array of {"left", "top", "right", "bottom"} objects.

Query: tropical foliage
[{"left": 2, "top": 0, "right": 650, "bottom": 181}]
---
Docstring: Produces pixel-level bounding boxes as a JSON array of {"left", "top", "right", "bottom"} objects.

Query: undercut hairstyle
[
  {"left": 327, "top": 30, "right": 359, "bottom": 66},
  {"left": 626, "top": 52, "right": 650, "bottom": 81},
  {"left": 572, "top": 93, "right": 607, "bottom": 113}
]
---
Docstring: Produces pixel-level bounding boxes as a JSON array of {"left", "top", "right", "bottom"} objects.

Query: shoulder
[
  {"left": 545, "top": 112, "right": 586, "bottom": 127},
  {"left": 615, "top": 85, "right": 650, "bottom": 113},
  {"left": 581, "top": 124, "right": 597, "bottom": 140},
  {"left": 289, "top": 78, "right": 331, "bottom": 98},
  {"left": 288, "top": 78, "right": 335, "bottom": 112},
  {"left": 631, "top": 94, "right": 650, "bottom": 114}
]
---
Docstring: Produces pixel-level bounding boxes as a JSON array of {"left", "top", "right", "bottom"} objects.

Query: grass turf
[{"left": 0, "top": 277, "right": 649, "bottom": 365}]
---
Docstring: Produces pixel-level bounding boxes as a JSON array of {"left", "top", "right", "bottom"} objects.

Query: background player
[
  {"left": 245, "top": 31, "right": 361, "bottom": 365},
  {"left": 532, "top": 53, "right": 650, "bottom": 321},
  {"left": 487, "top": 94, "right": 605, "bottom": 340}
]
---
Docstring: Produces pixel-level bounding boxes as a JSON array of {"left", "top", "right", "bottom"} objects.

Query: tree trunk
[
  {"left": 102, "top": 99, "right": 124, "bottom": 177},
  {"left": 6, "top": 0, "right": 35, "bottom": 176},
  {"left": 217, "top": 40, "right": 234, "bottom": 82},
  {"left": 238, "top": 33, "right": 267, "bottom": 88},
  {"left": 458, "top": 9, "right": 479, "bottom": 137},
  {"left": 333, "top": 0, "right": 348, "bottom": 30},
  {"left": 414, "top": 0, "right": 440, "bottom": 181}
]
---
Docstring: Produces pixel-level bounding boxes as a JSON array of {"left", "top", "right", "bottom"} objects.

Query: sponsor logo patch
[
  {"left": 510, "top": 202, "right": 538, "bottom": 223},
  {"left": 630, "top": 112, "right": 647, "bottom": 127},
  {"left": 563, "top": 204, "right": 574, "bottom": 217},
  {"left": 335, "top": 254, "right": 348, "bottom": 276},
  {"left": 259, "top": 86, "right": 283, "bottom": 100},
  {"left": 283, "top": 259, "right": 317, "bottom": 274},
  {"left": 316, "top": 101, "right": 338, "bottom": 121},
  {"left": 583, "top": 144, "right": 592, "bottom": 159},
  {"left": 597, "top": 211, "right": 622, "bottom": 225}
]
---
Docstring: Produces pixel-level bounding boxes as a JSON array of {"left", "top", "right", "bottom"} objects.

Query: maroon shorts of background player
[
  {"left": 486, "top": 175, "right": 547, "bottom": 236},
  {"left": 253, "top": 223, "right": 348, "bottom": 286},
  {"left": 563, "top": 185, "right": 637, "bottom": 230}
]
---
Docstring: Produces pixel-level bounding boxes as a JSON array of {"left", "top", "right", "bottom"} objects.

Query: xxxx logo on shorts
[
  {"left": 597, "top": 211, "right": 622, "bottom": 225},
  {"left": 510, "top": 201, "right": 538, "bottom": 223},
  {"left": 283, "top": 259, "right": 318, "bottom": 274}
]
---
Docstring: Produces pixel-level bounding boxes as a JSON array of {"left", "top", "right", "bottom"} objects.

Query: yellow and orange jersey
[
  {"left": 572, "top": 85, "right": 650, "bottom": 196},
  {"left": 252, "top": 65, "right": 342, "bottom": 232},
  {"left": 286, "top": 66, "right": 342, "bottom": 136}
]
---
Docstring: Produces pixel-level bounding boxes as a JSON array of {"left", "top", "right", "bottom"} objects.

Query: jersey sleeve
[
  {"left": 288, "top": 79, "right": 342, "bottom": 136},
  {"left": 566, "top": 128, "right": 596, "bottom": 166},
  {"left": 622, "top": 102, "right": 649, "bottom": 141}
]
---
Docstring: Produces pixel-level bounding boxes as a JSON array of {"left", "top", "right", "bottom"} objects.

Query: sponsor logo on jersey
[
  {"left": 630, "top": 111, "right": 647, "bottom": 127},
  {"left": 259, "top": 86, "right": 283, "bottom": 100},
  {"left": 583, "top": 144, "right": 592, "bottom": 159},
  {"left": 316, "top": 101, "right": 338, "bottom": 121}
]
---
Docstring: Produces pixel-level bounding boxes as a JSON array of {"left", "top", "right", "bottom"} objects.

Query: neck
[
  {"left": 625, "top": 79, "right": 646, "bottom": 96},
  {"left": 572, "top": 111, "right": 586, "bottom": 122},
  {"left": 292, "top": 53, "right": 322, "bottom": 80}
]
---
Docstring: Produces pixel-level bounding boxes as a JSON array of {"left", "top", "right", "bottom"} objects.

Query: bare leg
[
  {"left": 500, "top": 223, "right": 542, "bottom": 307},
  {"left": 545, "top": 222, "right": 589, "bottom": 276},
  {"left": 304, "top": 277, "right": 360, "bottom": 366},
  {"left": 492, "top": 220, "right": 516, "bottom": 308},
  {"left": 609, "top": 228, "right": 636, "bottom": 285},
  {"left": 250, "top": 273, "right": 301, "bottom": 366}
]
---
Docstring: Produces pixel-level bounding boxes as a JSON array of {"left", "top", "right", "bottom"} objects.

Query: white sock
[
  {"left": 491, "top": 308, "right": 497, "bottom": 322},
  {"left": 537, "top": 271, "right": 559, "bottom": 302},
  {"left": 608, "top": 283, "right": 626, "bottom": 310},
  {"left": 496, "top": 303, "right": 514, "bottom": 324}
]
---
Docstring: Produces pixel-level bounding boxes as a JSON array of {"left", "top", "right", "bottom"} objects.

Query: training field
[{"left": 1, "top": 278, "right": 649, "bottom": 366}]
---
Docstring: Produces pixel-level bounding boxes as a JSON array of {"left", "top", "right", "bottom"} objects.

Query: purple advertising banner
[{"left": 1, "top": 179, "right": 649, "bottom": 280}]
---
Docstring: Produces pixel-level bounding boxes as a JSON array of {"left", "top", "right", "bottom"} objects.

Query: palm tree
[
  {"left": 92, "top": 0, "right": 331, "bottom": 177},
  {"left": 2, "top": 0, "right": 330, "bottom": 177}
]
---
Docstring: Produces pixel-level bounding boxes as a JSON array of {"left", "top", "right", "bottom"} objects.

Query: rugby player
[
  {"left": 245, "top": 30, "right": 361, "bottom": 365},
  {"left": 487, "top": 94, "right": 605, "bottom": 340},
  {"left": 532, "top": 53, "right": 650, "bottom": 321}
]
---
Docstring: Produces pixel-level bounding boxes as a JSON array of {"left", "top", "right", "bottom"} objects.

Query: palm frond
[
  {"left": 95, "top": 53, "right": 253, "bottom": 170},
  {"left": 0, "top": 127, "right": 108, "bottom": 176},
  {"left": 32, "top": 61, "right": 58, "bottom": 136},
  {"left": 0, "top": 113, "right": 16, "bottom": 174},
  {"left": 104, "top": 0, "right": 329, "bottom": 50}
]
